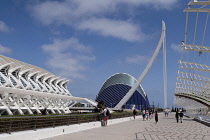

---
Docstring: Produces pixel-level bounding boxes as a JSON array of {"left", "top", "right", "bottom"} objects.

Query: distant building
[{"left": 95, "top": 73, "right": 150, "bottom": 110}]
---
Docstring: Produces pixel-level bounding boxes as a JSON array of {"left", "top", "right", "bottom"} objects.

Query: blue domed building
[{"left": 95, "top": 73, "right": 150, "bottom": 110}]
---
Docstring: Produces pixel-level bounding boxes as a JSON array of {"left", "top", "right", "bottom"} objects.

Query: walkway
[{"left": 43, "top": 113, "right": 210, "bottom": 140}]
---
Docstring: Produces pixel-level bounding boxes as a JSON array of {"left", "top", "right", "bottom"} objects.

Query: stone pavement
[{"left": 43, "top": 113, "right": 210, "bottom": 140}]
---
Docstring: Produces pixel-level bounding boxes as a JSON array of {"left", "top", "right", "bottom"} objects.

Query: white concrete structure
[
  {"left": 174, "top": 0, "right": 210, "bottom": 115},
  {"left": 0, "top": 55, "right": 97, "bottom": 115}
]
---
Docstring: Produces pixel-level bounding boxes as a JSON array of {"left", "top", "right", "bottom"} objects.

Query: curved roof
[
  {"left": 97, "top": 73, "right": 147, "bottom": 99},
  {"left": 0, "top": 55, "right": 54, "bottom": 78},
  {"left": 0, "top": 55, "right": 71, "bottom": 95}
]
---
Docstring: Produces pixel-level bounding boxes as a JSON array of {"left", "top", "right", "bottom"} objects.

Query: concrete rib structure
[
  {"left": 95, "top": 73, "right": 150, "bottom": 110},
  {"left": 0, "top": 55, "right": 96, "bottom": 115}
]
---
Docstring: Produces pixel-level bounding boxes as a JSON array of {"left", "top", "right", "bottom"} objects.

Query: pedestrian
[
  {"left": 155, "top": 111, "right": 158, "bottom": 123},
  {"left": 42, "top": 107, "right": 47, "bottom": 115},
  {"left": 166, "top": 110, "right": 169, "bottom": 117},
  {"left": 133, "top": 108, "right": 137, "bottom": 120},
  {"left": 145, "top": 110, "right": 149, "bottom": 120},
  {"left": 179, "top": 111, "right": 184, "bottom": 123},
  {"left": 165, "top": 110, "right": 169, "bottom": 117},
  {"left": 149, "top": 109, "right": 153, "bottom": 120},
  {"left": 175, "top": 111, "right": 179, "bottom": 123},
  {"left": 101, "top": 106, "right": 109, "bottom": 127},
  {"left": 142, "top": 109, "right": 145, "bottom": 121}
]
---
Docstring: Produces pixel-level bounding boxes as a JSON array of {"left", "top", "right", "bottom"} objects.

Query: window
[
  {"left": 10, "top": 77, "right": 17, "bottom": 86},
  {"left": 0, "top": 75, "right": 6, "bottom": 85},
  {"left": 22, "top": 72, "right": 29, "bottom": 80},
  {"left": 38, "top": 83, "right": 43, "bottom": 90},
  {"left": 0, "top": 66, "right": 9, "bottom": 77},
  {"left": 29, "top": 80, "right": 35, "bottom": 89},
  {"left": 20, "top": 79, "right": 27, "bottom": 87}
]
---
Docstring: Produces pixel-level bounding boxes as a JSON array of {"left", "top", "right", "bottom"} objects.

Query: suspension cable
[
  {"left": 192, "top": 12, "right": 198, "bottom": 73},
  {"left": 184, "top": 12, "right": 189, "bottom": 44},
  {"left": 193, "top": 11, "right": 199, "bottom": 45},
  {"left": 202, "top": 11, "right": 209, "bottom": 46}
]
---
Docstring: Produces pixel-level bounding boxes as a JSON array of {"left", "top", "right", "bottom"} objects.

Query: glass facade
[{"left": 96, "top": 73, "right": 150, "bottom": 110}]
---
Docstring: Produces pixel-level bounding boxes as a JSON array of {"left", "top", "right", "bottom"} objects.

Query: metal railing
[{"left": 0, "top": 112, "right": 133, "bottom": 134}]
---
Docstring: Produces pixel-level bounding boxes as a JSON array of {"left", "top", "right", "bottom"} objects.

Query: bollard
[
  {"left": 53, "top": 121, "right": 55, "bottom": 128},
  {"left": 34, "top": 117, "right": 37, "bottom": 131},
  {"left": 135, "top": 133, "right": 138, "bottom": 139},
  {"left": 8, "top": 119, "right": 12, "bottom": 134}
]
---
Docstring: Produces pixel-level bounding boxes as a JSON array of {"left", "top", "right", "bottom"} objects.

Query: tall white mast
[{"left": 163, "top": 32, "right": 167, "bottom": 109}]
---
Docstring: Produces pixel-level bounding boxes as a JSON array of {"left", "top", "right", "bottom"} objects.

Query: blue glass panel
[{"left": 96, "top": 84, "right": 150, "bottom": 109}]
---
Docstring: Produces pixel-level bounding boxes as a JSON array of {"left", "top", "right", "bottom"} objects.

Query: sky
[{"left": 0, "top": 0, "right": 193, "bottom": 108}]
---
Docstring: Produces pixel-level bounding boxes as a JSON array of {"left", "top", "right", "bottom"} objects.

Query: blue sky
[{"left": 0, "top": 0, "right": 192, "bottom": 108}]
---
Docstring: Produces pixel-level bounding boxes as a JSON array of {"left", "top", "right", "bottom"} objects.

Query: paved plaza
[{"left": 43, "top": 113, "right": 210, "bottom": 140}]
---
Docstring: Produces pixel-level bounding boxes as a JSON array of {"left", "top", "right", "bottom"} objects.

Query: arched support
[{"left": 115, "top": 21, "right": 166, "bottom": 109}]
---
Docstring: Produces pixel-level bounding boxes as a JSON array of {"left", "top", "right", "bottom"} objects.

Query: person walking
[
  {"left": 101, "top": 106, "right": 109, "bottom": 127},
  {"left": 100, "top": 108, "right": 105, "bottom": 127},
  {"left": 179, "top": 111, "right": 184, "bottom": 123},
  {"left": 165, "top": 110, "right": 169, "bottom": 117},
  {"left": 175, "top": 111, "right": 179, "bottom": 123},
  {"left": 149, "top": 109, "right": 153, "bottom": 120},
  {"left": 155, "top": 111, "right": 158, "bottom": 123},
  {"left": 145, "top": 110, "right": 149, "bottom": 121},
  {"left": 133, "top": 108, "right": 137, "bottom": 120},
  {"left": 142, "top": 109, "right": 145, "bottom": 121}
]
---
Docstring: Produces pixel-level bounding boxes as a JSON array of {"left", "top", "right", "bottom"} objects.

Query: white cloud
[
  {"left": 29, "top": 0, "right": 178, "bottom": 42},
  {"left": 170, "top": 43, "right": 182, "bottom": 53},
  {"left": 30, "top": 1, "right": 74, "bottom": 25},
  {"left": 0, "top": 44, "right": 12, "bottom": 54},
  {"left": 79, "top": 18, "right": 145, "bottom": 42},
  {"left": 30, "top": 0, "right": 178, "bottom": 22},
  {"left": 120, "top": 0, "right": 178, "bottom": 10},
  {"left": 125, "top": 55, "right": 150, "bottom": 64},
  {"left": 42, "top": 38, "right": 95, "bottom": 79},
  {"left": 70, "top": 0, "right": 178, "bottom": 15},
  {"left": 0, "top": 21, "right": 12, "bottom": 32}
]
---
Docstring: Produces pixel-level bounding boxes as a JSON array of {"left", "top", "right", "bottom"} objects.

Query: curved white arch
[{"left": 116, "top": 21, "right": 166, "bottom": 109}]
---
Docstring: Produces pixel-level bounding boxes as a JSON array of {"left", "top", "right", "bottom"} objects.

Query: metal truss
[
  {"left": 179, "top": 61, "right": 210, "bottom": 72},
  {"left": 175, "top": 61, "right": 210, "bottom": 110},
  {"left": 174, "top": 0, "right": 210, "bottom": 114},
  {"left": 181, "top": 44, "right": 210, "bottom": 52},
  {"left": 177, "top": 71, "right": 210, "bottom": 83}
]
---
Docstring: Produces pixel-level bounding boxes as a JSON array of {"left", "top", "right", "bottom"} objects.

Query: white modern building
[
  {"left": 95, "top": 73, "right": 150, "bottom": 110},
  {"left": 0, "top": 55, "right": 96, "bottom": 115}
]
